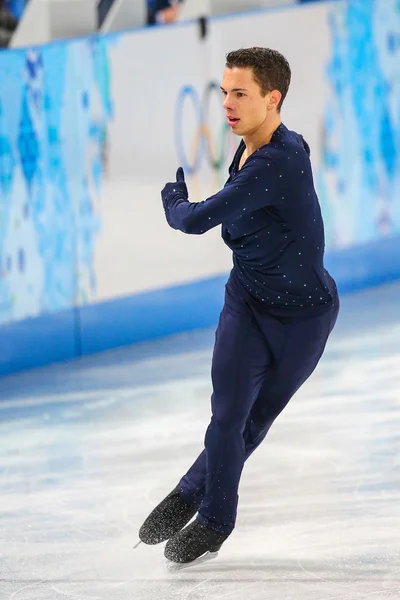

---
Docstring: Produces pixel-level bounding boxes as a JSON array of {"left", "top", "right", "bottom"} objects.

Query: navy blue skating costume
[{"left": 162, "top": 123, "right": 339, "bottom": 535}]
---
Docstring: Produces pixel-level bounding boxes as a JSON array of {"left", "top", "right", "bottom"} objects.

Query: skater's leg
[
  {"left": 178, "top": 450, "right": 206, "bottom": 506},
  {"left": 140, "top": 289, "right": 270, "bottom": 546},
  {"left": 179, "top": 295, "right": 339, "bottom": 536},
  {"left": 164, "top": 300, "right": 339, "bottom": 563},
  {"left": 243, "top": 300, "right": 340, "bottom": 458},
  {"left": 194, "top": 294, "right": 271, "bottom": 535},
  {"left": 197, "top": 300, "right": 339, "bottom": 534},
  {"left": 179, "top": 288, "right": 271, "bottom": 509},
  {"left": 179, "top": 300, "right": 339, "bottom": 508},
  {"left": 178, "top": 386, "right": 284, "bottom": 508}
]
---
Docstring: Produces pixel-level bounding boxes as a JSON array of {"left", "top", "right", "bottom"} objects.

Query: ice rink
[{"left": 1, "top": 282, "right": 399, "bottom": 600}]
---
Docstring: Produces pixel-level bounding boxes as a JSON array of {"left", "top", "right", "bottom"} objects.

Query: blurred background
[
  {"left": 0, "top": 1, "right": 399, "bottom": 597},
  {"left": 1, "top": 0, "right": 399, "bottom": 374}
]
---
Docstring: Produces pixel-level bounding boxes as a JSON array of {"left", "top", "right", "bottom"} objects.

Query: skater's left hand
[
  {"left": 161, "top": 167, "right": 189, "bottom": 228},
  {"left": 161, "top": 167, "right": 188, "bottom": 208}
]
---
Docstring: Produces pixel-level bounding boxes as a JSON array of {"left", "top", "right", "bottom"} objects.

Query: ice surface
[{"left": 0, "top": 282, "right": 399, "bottom": 599}]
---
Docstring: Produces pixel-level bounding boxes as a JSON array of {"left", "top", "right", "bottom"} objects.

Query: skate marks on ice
[
  {"left": 0, "top": 554, "right": 398, "bottom": 600},
  {"left": 166, "top": 558, "right": 400, "bottom": 600},
  {"left": 135, "top": 538, "right": 399, "bottom": 599}
]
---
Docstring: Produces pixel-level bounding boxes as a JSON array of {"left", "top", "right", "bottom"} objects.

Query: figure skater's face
[{"left": 221, "top": 67, "right": 281, "bottom": 137}]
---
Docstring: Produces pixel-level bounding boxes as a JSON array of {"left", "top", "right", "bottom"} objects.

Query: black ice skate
[
  {"left": 164, "top": 519, "right": 229, "bottom": 566},
  {"left": 138, "top": 486, "right": 198, "bottom": 545}
]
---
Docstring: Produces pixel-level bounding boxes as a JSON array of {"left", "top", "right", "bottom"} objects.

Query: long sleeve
[
  {"left": 162, "top": 122, "right": 338, "bottom": 316},
  {"left": 164, "top": 154, "right": 279, "bottom": 235}
]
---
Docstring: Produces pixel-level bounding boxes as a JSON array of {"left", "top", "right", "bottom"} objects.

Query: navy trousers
[{"left": 179, "top": 280, "right": 339, "bottom": 535}]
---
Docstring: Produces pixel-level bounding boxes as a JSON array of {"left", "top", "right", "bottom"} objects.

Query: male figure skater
[{"left": 138, "top": 48, "right": 339, "bottom": 565}]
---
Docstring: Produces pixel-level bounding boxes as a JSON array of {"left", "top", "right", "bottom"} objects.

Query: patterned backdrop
[
  {"left": 0, "top": 38, "right": 113, "bottom": 325},
  {"left": 318, "top": 0, "right": 400, "bottom": 249},
  {"left": 0, "top": 0, "right": 399, "bottom": 327}
]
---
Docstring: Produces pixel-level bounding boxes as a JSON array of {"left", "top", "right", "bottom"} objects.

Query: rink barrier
[{"left": 1, "top": 235, "right": 400, "bottom": 377}]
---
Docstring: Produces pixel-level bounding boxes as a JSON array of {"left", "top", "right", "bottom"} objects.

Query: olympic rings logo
[{"left": 175, "top": 82, "right": 237, "bottom": 176}]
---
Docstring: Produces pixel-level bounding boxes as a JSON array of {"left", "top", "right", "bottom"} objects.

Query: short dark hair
[{"left": 225, "top": 47, "right": 291, "bottom": 112}]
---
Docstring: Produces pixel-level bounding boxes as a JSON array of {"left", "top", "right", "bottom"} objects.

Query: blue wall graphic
[
  {"left": 318, "top": 0, "right": 400, "bottom": 250},
  {"left": 0, "top": 39, "right": 113, "bottom": 327}
]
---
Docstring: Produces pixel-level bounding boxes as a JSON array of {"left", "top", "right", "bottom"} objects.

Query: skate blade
[{"left": 166, "top": 551, "right": 219, "bottom": 571}]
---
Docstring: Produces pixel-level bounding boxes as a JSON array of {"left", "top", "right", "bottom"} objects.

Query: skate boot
[
  {"left": 139, "top": 486, "right": 198, "bottom": 545},
  {"left": 164, "top": 519, "right": 229, "bottom": 564}
]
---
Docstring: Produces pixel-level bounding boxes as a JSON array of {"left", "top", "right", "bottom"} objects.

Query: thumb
[{"left": 176, "top": 167, "right": 185, "bottom": 183}]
